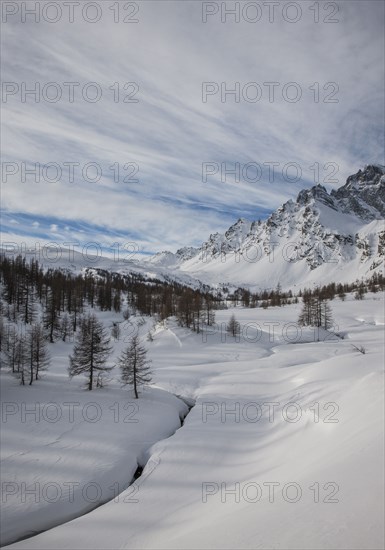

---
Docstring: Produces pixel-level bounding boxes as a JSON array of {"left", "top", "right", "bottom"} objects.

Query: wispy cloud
[{"left": 1, "top": 0, "right": 383, "bottom": 254}]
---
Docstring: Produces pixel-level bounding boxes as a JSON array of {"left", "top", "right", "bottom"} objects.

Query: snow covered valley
[{"left": 1, "top": 294, "right": 384, "bottom": 549}]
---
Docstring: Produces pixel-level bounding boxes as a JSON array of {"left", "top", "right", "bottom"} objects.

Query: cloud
[{"left": 1, "top": 0, "right": 383, "bottom": 253}]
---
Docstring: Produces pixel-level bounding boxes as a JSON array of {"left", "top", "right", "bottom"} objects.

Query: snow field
[{"left": 1, "top": 293, "right": 384, "bottom": 549}]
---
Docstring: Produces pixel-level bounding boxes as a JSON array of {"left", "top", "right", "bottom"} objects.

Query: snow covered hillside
[{"left": 2, "top": 294, "right": 384, "bottom": 550}]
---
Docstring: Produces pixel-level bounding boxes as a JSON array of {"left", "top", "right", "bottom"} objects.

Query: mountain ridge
[
  {"left": 3, "top": 165, "right": 384, "bottom": 293},
  {"left": 145, "top": 164, "right": 385, "bottom": 290}
]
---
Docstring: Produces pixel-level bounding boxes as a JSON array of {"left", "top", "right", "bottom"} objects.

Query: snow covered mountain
[
  {"left": 147, "top": 165, "right": 385, "bottom": 290},
  {"left": 4, "top": 165, "right": 383, "bottom": 293}
]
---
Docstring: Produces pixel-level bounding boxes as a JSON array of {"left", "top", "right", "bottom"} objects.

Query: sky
[{"left": 1, "top": 0, "right": 384, "bottom": 258}]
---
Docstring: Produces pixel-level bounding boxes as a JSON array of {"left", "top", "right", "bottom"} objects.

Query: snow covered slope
[{"left": 3, "top": 294, "right": 384, "bottom": 550}]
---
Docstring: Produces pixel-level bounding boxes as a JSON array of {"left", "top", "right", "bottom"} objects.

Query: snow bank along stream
[{"left": 0, "top": 386, "right": 195, "bottom": 547}]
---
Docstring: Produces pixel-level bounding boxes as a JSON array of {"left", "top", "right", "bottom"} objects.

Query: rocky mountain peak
[
  {"left": 296, "top": 184, "right": 337, "bottom": 209},
  {"left": 331, "top": 164, "right": 385, "bottom": 220},
  {"left": 344, "top": 164, "right": 385, "bottom": 188}
]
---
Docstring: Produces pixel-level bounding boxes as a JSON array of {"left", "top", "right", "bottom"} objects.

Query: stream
[{"left": 3, "top": 393, "right": 196, "bottom": 548}]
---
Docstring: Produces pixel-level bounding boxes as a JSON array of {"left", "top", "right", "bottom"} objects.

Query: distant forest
[{"left": 0, "top": 254, "right": 383, "bottom": 335}]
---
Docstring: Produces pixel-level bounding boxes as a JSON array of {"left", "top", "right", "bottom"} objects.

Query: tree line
[
  {"left": 0, "top": 254, "right": 221, "bottom": 390},
  {"left": 1, "top": 254, "right": 383, "bottom": 389},
  {"left": 0, "top": 255, "right": 220, "bottom": 339},
  {"left": 226, "top": 272, "right": 384, "bottom": 308}
]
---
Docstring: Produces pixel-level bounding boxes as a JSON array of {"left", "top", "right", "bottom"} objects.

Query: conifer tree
[
  {"left": 227, "top": 313, "right": 241, "bottom": 338},
  {"left": 298, "top": 296, "right": 334, "bottom": 338},
  {"left": 68, "top": 313, "right": 112, "bottom": 390},
  {"left": 30, "top": 323, "right": 50, "bottom": 381},
  {"left": 2, "top": 325, "right": 21, "bottom": 374},
  {"left": 118, "top": 335, "right": 152, "bottom": 399},
  {"left": 60, "top": 313, "right": 73, "bottom": 342},
  {"left": 43, "top": 291, "right": 60, "bottom": 343}
]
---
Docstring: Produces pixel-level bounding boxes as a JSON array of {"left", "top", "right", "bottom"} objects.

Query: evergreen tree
[
  {"left": 227, "top": 313, "right": 240, "bottom": 338},
  {"left": 338, "top": 289, "right": 346, "bottom": 301},
  {"left": 60, "top": 313, "right": 73, "bottom": 342},
  {"left": 205, "top": 294, "right": 216, "bottom": 326},
  {"left": 354, "top": 284, "right": 365, "bottom": 300},
  {"left": 16, "top": 333, "right": 28, "bottom": 385},
  {"left": 118, "top": 335, "right": 152, "bottom": 399},
  {"left": 320, "top": 300, "right": 334, "bottom": 330},
  {"left": 30, "top": 323, "right": 50, "bottom": 381},
  {"left": 2, "top": 325, "right": 21, "bottom": 373},
  {"left": 192, "top": 293, "right": 203, "bottom": 333},
  {"left": 113, "top": 290, "right": 121, "bottom": 313},
  {"left": 68, "top": 313, "right": 112, "bottom": 390},
  {"left": 21, "top": 276, "right": 37, "bottom": 324},
  {"left": 298, "top": 296, "right": 334, "bottom": 338},
  {"left": 43, "top": 291, "right": 60, "bottom": 343},
  {"left": 298, "top": 292, "right": 318, "bottom": 327},
  {"left": 70, "top": 289, "right": 83, "bottom": 332},
  {"left": 2, "top": 328, "right": 29, "bottom": 385}
]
